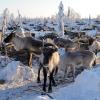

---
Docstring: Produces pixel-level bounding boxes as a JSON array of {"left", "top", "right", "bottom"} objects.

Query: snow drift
[
  {"left": 0, "top": 61, "right": 36, "bottom": 82},
  {"left": 54, "top": 66, "right": 100, "bottom": 100}
]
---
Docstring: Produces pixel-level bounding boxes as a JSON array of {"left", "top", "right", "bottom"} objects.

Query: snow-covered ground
[
  {"left": 0, "top": 51, "right": 99, "bottom": 100},
  {"left": 0, "top": 29, "right": 99, "bottom": 100}
]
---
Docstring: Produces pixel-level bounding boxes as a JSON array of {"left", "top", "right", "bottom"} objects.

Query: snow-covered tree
[
  {"left": 2, "top": 8, "right": 9, "bottom": 41},
  {"left": 88, "top": 15, "right": 91, "bottom": 27},
  {"left": 15, "top": 10, "right": 25, "bottom": 37},
  {"left": 17, "top": 10, "right": 23, "bottom": 27},
  {"left": 96, "top": 15, "right": 100, "bottom": 21},
  {"left": 2, "top": 8, "right": 9, "bottom": 33},
  {"left": 8, "top": 13, "right": 16, "bottom": 27},
  {"left": 57, "top": 1, "right": 64, "bottom": 37},
  {"left": 66, "top": 7, "right": 81, "bottom": 21}
]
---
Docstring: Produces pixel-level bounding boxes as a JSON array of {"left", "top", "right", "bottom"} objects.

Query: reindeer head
[
  {"left": 88, "top": 37, "right": 95, "bottom": 46},
  {"left": 3, "top": 32, "right": 15, "bottom": 43}
]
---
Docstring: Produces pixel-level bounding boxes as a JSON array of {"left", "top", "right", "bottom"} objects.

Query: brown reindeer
[
  {"left": 37, "top": 46, "right": 60, "bottom": 92},
  {"left": 3, "top": 32, "right": 57, "bottom": 68},
  {"left": 60, "top": 49, "right": 96, "bottom": 81}
]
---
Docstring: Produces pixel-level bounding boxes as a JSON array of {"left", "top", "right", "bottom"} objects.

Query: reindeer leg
[
  {"left": 54, "top": 66, "right": 58, "bottom": 76},
  {"left": 52, "top": 69, "right": 57, "bottom": 87},
  {"left": 63, "top": 66, "right": 67, "bottom": 79},
  {"left": 71, "top": 66, "right": 75, "bottom": 82},
  {"left": 28, "top": 52, "right": 33, "bottom": 68},
  {"left": 48, "top": 68, "right": 57, "bottom": 93},
  {"left": 43, "top": 67, "right": 47, "bottom": 92},
  {"left": 48, "top": 71, "right": 53, "bottom": 93},
  {"left": 95, "top": 49, "right": 97, "bottom": 55},
  {"left": 37, "top": 63, "right": 43, "bottom": 83},
  {"left": 63, "top": 66, "right": 70, "bottom": 80}
]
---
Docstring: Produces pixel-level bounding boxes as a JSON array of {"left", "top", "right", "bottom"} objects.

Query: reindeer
[
  {"left": 40, "top": 33, "right": 59, "bottom": 40},
  {"left": 3, "top": 32, "right": 57, "bottom": 68},
  {"left": 60, "top": 49, "right": 96, "bottom": 81},
  {"left": 37, "top": 46, "right": 60, "bottom": 92},
  {"left": 8, "top": 20, "right": 26, "bottom": 37},
  {"left": 72, "top": 36, "right": 96, "bottom": 51},
  {"left": 39, "top": 35, "right": 78, "bottom": 52},
  {"left": 75, "top": 37, "right": 100, "bottom": 54},
  {"left": 38, "top": 33, "right": 59, "bottom": 45},
  {"left": 89, "top": 39, "right": 100, "bottom": 54},
  {"left": 54, "top": 37, "right": 75, "bottom": 48}
]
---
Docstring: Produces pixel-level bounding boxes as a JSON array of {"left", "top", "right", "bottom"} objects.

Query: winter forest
[{"left": 0, "top": 0, "right": 100, "bottom": 100}]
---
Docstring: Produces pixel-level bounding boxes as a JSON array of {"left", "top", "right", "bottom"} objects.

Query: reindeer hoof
[
  {"left": 37, "top": 80, "right": 41, "bottom": 83},
  {"left": 43, "top": 87, "right": 46, "bottom": 92},
  {"left": 53, "top": 83, "right": 57, "bottom": 87},
  {"left": 37, "top": 78, "right": 41, "bottom": 83},
  {"left": 72, "top": 78, "right": 75, "bottom": 82},
  {"left": 48, "top": 89, "right": 52, "bottom": 93},
  {"left": 48, "top": 87, "right": 52, "bottom": 93}
]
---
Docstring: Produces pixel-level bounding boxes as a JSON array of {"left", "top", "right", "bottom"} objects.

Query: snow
[
  {"left": 54, "top": 67, "right": 100, "bottom": 100},
  {"left": 97, "top": 52, "right": 100, "bottom": 57},
  {"left": 0, "top": 61, "right": 19, "bottom": 81},
  {"left": 0, "top": 60, "right": 36, "bottom": 82},
  {"left": 30, "top": 30, "right": 50, "bottom": 38},
  {"left": 86, "top": 30, "right": 97, "bottom": 37},
  {"left": 0, "top": 56, "right": 100, "bottom": 100}
]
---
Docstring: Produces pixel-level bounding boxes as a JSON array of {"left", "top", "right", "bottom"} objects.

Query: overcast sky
[{"left": 0, "top": 0, "right": 100, "bottom": 18}]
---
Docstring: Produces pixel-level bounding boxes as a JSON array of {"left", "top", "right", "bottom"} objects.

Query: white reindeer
[
  {"left": 59, "top": 50, "right": 96, "bottom": 81},
  {"left": 3, "top": 32, "right": 57, "bottom": 67}
]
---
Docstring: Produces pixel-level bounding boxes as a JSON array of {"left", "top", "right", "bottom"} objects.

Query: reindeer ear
[{"left": 88, "top": 37, "right": 95, "bottom": 45}]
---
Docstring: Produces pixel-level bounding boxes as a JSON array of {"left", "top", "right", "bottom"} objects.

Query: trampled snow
[
  {"left": 86, "top": 30, "right": 97, "bottom": 37},
  {"left": 0, "top": 58, "right": 100, "bottom": 100}
]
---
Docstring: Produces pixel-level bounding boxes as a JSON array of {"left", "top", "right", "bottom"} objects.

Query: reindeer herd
[{"left": 2, "top": 29, "right": 100, "bottom": 93}]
